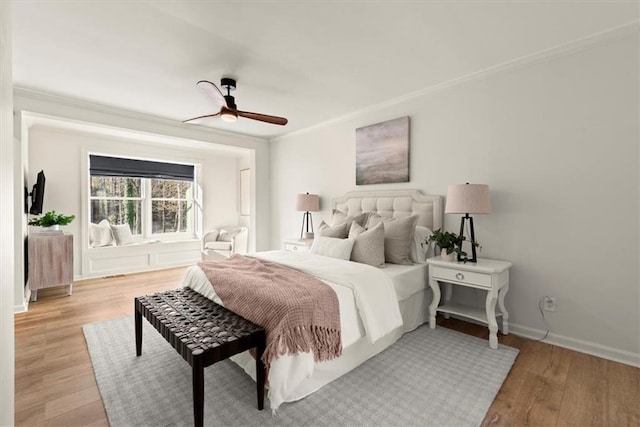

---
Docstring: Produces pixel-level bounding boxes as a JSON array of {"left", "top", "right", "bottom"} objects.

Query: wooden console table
[{"left": 28, "top": 233, "right": 73, "bottom": 301}]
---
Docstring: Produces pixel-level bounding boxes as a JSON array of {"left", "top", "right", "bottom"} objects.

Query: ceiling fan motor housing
[
  {"left": 221, "top": 77, "right": 237, "bottom": 109},
  {"left": 224, "top": 95, "right": 237, "bottom": 109},
  {"left": 221, "top": 77, "right": 236, "bottom": 92}
]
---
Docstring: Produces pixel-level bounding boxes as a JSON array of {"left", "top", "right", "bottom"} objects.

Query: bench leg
[
  {"left": 192, "top": 354, "right": 204, "bottom": 427},
  {"left": 135, "top": 305, "right": 142, "bottom": 357},
  {"left": 255, "top": 333, "right": 266, "bottom": 411}
]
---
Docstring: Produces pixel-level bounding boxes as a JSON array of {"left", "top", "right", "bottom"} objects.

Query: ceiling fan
[{"left": 184, "top": 78, "right": 288, "bottom": 126}]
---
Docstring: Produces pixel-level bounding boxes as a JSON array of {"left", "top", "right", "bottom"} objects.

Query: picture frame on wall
[{"left": 355, "top": 116, "right": 410, "bottom": 185}]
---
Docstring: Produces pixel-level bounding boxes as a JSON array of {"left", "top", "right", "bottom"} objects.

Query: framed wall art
[{"left": 355, "top": 116, "right": 409, "bottom": 185}]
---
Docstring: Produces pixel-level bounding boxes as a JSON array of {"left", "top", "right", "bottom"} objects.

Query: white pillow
[
  {"left": 89, "top": 219, "right": 115, "bottom": 247},
  {"left": 218, "top": 229, "right": 241, "bottom": 242},
  {"left": 310, "top": 236, "right": 355, "bottom": 261},
  {"left": 317, "top": 221, "right": 349, "bottom": 238},
  {"left": 331, "top": 210, "right": 369, "bottom": 228},
  {"left": 205, "top": 230, "right": 220, "bottom": 242},
  {"left": 366, "top": 214, "right": 418, "bottom": 265},
  {"left": 349, "top": 222, "right": 385, "bottom": 267},
  {"left": 110, "top": 223, "right": 134, "bottom": 246},
  {"left": 89, "top": 223, "right": 101, "bottom": 247},
  {"left": 410, "top": 226, "right": 434, "bottom": 264}
]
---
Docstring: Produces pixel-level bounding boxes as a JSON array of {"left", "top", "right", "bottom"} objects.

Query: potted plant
[
  {"left": 28, "top": 210, "right": 75, "bottom": 231},
  {"left": 427, "top": 229, "right": 479, "bottom": 263}
]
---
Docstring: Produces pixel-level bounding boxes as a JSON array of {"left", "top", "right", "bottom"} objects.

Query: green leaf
[{"left": 28, "top": 210, "right": 75, "bottom": 227}]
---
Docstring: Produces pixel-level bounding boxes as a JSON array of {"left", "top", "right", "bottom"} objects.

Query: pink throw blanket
[{"left": 198, "top": 255, "right": 342, "bottom": 367}]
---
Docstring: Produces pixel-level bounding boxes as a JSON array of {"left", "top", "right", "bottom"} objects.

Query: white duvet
[{"left": 183, "top": 250, "right": 403, "bottom": 411}]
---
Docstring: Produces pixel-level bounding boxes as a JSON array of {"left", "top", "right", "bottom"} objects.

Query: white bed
[{"left": 183, "top": 189, "right": 443, "bottom": 411}]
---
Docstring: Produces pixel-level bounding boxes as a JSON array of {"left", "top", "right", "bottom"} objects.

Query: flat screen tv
[{"left": 29, "top": 170, "right": 45, "bottom": 215}]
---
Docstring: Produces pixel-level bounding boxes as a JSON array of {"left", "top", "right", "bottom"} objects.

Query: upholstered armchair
[{"left": 201, "top": 226, "right": 249, "bottom": 261}]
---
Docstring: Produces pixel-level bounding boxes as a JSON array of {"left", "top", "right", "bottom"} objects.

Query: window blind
[{"left": 89, "top": 155, "right": 194, "bottom": 182}]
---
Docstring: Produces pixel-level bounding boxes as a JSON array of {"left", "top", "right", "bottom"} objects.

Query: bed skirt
[{"left": 230, "top": 287, "right": 430, "bottom": 406}]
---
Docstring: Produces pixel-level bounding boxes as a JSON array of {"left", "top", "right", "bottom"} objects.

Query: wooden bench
[{"left": 135, "top": 287, "right": 266, "bottom": 427}]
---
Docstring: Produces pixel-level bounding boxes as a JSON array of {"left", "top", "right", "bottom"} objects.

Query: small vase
[
  {"left": 441, "top": 249, "right": 455, "bottom": 262},
  {"left": 48, "top": 225, "right": 60, "bottom": 231}
]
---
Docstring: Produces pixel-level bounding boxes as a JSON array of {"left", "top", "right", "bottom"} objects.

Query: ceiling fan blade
[
  {"left": 196, "top": 80, "right": 227, "bottom": 107},
  {"left": 237, "top": 110, "right": 288, "bottom": 126},
  {"left": 183, "top": 111, "right": 222, "bottom": 123}
]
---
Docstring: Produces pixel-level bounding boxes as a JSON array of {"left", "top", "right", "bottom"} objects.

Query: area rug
[{"left": 84, "top": 316, "right": 518, "bottom": 427}]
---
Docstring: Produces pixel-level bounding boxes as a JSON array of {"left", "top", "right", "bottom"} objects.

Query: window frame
[
  {"left": 89, "top": 176, "right": 144, "bottom": 236},
  {"left": 88, "top": 156, "right": 197, "bottom": 242},
  {"left": 146, "top": 178, "right": 195, "bottom": 239}
]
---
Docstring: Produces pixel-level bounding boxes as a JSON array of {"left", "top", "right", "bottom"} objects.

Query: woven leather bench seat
[{"left": 135, "top": 287, "right": 266, "bottom": 427}]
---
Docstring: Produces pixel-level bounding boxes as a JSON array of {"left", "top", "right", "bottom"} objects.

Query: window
[
  {"left": 150, "top": 178, "right": 192, "bottom": 234},
  {"left": 90, "top": 176, "right": 143, "bottom": 234},
  {"left": 89, "top": 155, "right": 196, "bottom": 239}
]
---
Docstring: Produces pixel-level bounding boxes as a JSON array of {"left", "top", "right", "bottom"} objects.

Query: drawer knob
[
  {"left": 455, "top": 272, "right": 464, "bottom": 280},
  {"left": 293, "top": 246, "right": 297, "bottom": 251}
]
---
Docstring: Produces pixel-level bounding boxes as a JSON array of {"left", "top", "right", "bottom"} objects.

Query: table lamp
[
  {"left": 296, "top": 193, "right": 319, "bottom": 239},
  {"left": 445, "top": 183, "right": 492, "bottom": 262}
]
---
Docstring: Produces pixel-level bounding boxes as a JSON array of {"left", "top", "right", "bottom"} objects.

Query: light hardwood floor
[{"left": 14, "top": 267, "right": 640, "bottom": 426}]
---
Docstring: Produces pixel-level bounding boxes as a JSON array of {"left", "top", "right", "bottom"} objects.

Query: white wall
[
  {"left": 27, "top": 124, "right": 241, "bottom": 278},
  {"left": 0, "top": 1, "right": 15, "bottom": 424},
  {"left": 271, "top": 31, "right": 639, "bottom": 365},
  {"left": 238, "top": 155, "right": 251, "bottom": 230}
]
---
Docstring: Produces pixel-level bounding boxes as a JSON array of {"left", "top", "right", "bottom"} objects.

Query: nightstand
[
  {"left": 283, "top": 238, "right": 313, "bottom": 253},
  {"left": 427, "top": 257, "right": 512, "bottom": 349}
]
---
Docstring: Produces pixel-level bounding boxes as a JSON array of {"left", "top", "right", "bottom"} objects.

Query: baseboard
[
  {"left": 75, "top": 261, "right": 196, "bottom": 281},
  {"left": 443, "top": 313, "right": 640, "bottom": 367},
  {"left": 13, "top": 290, "right": 29, "bottom": 314},
  {"left": 509, "top": 323, "right": 640, "bottom": 368}
]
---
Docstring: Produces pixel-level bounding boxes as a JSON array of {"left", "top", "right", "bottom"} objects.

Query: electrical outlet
[{"left": 543, "top": 296, "right": 557, "bottom": 312}]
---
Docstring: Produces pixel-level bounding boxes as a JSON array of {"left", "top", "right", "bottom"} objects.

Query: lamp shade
[
  {"left": 296, "top": 193, "right": 319, "bottom": 212},
  {"left": 445, "top": 184, "right": 492, "bottom": 214}
]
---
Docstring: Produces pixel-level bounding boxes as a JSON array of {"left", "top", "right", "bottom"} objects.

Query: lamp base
[
  {"left": 458, "top": 214, "right": 478, "bottom": 263},
  {"left": 300, "top": 212, "right": 314, "bottom": 239}
]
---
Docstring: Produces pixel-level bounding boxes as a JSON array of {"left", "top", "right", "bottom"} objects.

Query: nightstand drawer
[
  {"left": 431, "top": 266, "right": 491, "bottom": 288},
  {"left": 284, "top": 243, "right": 309, "bottom": 252}
]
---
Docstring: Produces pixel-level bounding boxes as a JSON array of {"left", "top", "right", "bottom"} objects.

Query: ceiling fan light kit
[
  {"left": 220, "top": 107, "right": 238, "bottom": 122},
  {"left": 184, "top": 77, "right": 288, "bottom": 126}
]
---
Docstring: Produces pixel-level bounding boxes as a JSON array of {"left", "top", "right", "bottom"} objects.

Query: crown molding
[
  {"left": 13, "top": 87, "right": 267, "bottom": 145},
  {"left": 274, "top": 21, "right": 639, "bottom": 142}
]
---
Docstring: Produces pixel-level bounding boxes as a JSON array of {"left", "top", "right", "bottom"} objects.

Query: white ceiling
[{"left": 12, "top": 1, "right": 637, "bottom": 139}]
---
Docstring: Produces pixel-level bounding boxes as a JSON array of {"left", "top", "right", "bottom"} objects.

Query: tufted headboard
[{"left": 331, "top": 189, "right": 443, "bottom": 231}]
